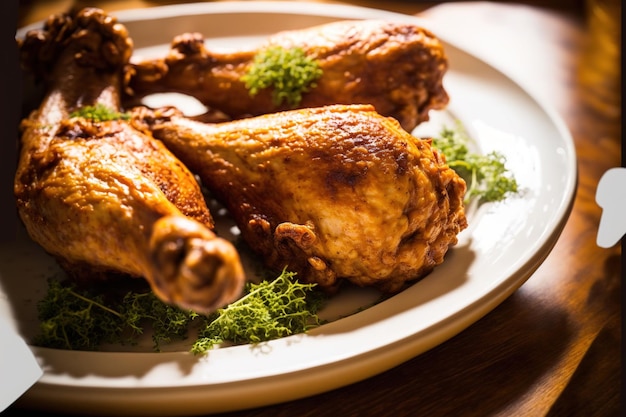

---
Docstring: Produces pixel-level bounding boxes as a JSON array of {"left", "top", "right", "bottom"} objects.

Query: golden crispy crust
[
  {"left": 128, "top": 20, "right": 449, "bottom": 131},
  {"left": 15, "top": 8, "right": 245, "bottom": 314},
  {"left": 136, "top": 104, "right": 467, "bottom": 293}
]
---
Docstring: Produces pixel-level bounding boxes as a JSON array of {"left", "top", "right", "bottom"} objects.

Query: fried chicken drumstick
[
  {"left": 128, "top": 19, "right": 449, "bottom": 131},
  {"left": 14, "top": 8, "right": 245, "bottom": 314},
  {"left": 133, "top": 104, "right": 467, "bottom": 293}
]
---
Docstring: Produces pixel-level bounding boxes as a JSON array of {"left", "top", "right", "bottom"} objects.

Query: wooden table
[{"left": 5, "top": 1, "right": 621, "bottom": 416}]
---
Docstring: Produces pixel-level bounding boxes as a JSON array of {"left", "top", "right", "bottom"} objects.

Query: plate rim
[{"left": 12, "top": 1, "right": 577, "bottom": 415}]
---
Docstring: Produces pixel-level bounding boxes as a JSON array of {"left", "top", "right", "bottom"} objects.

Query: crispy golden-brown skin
[
  {"left": 128, "top": 19, "right": 449, "bottom": 131},
  {"left": 133, "top": 104, "right": 467, "bottom": 293},
  {"left": 15, "top": 8, "right": 245, "bottom": 314}
]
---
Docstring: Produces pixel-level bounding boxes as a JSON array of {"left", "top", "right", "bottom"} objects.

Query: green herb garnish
[
  {"left": 241, "top": 46, "right": 323, "bottom": 107},
  {"left": 432, "top": 122, "right": 519, "bottom": 204},
  {"left": 191, "top": 269, "right": 324, "bottom": 355},
  {"left": 34, "top": 269, "right": 325, "bottom": 354},
  {"left": 34, "top": 279, "right": 198, "bottom": 351},
  {"left": 69, "top": 104, "right": 130, "bottom": 122}
]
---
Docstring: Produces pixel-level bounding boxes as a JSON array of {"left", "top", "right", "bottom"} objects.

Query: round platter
[{"left": 5, "top": 2, "right": 577, "bottom": 415}]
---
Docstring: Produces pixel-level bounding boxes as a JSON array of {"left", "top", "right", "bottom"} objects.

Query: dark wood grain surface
[{"left": 5, "top": 1, "right": 621, "bottom": 416}]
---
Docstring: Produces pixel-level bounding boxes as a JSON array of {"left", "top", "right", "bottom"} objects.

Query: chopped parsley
[
  {"left": 69, "top": 104, "right": 130, "bottom": 122},
  {"left": 432, "top": 122, "right": 519, "bottom": 204},
  {"left": 241, "top": 46, "right": 323, "bottom": 107}
]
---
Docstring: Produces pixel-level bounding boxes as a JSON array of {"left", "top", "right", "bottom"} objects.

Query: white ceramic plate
[{"left": 5, "top": 2, "right": 576, "bottom": 415}]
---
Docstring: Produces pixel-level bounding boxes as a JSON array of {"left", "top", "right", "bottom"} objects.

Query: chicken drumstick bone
[
  {"left": 134, "top": 104, "right": 468, "bottom": 293},
  {"left": 14, "top": 8, "right": 245, "bottom": 314},
  {"left": 128, "top": 19, "right": 449, "bottom": 132}
]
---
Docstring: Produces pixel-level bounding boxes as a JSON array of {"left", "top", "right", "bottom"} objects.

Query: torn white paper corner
[
  {"left": 596, "top": 167, "right": 626, "bottom": 248},
  {"left": 0, "top": 295, "right": 43, "bottom": 412}
]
